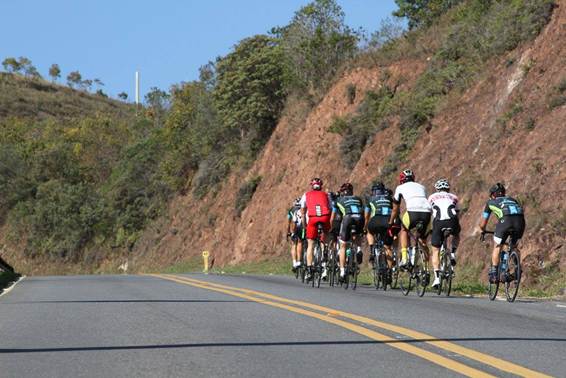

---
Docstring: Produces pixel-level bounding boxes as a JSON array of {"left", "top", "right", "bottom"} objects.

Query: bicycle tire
[
  {"left": 505, "top": 251, "right": 521, "bottom": 302},
  {"left": 398, "top": 264, "right": 412, "bottom": 296},
  {"left": 344, "top": 250, "right": 353, "bottom": 290},
  {"left": 316, "top": 244, "right": 323, "bottom": 289},
  {"left": 391, "top": 249, "right": 399, "bottom": 289},
  {"left": 437, "top": 249, "right": 446, "bottom": 296},
  {"left": 371, "top": 246, "right": 380, "bottom": 289},
  {"left": 378, "top": 250, "right": 388, "bottom": 291},
  {"left": 312, "top": 243, "right": 319, "bottom": 288},
  {"left": 415, "top": 248, "right": 427, "bottom": 297},
  {"left": 327, "top": 243, "right": 335, "bottom": 287},
  {"left": 443, "top": 255, "right": 453, "bottom": 297},
  {"left": 488, "top": 265, "right": 500, "bottom": 301}
]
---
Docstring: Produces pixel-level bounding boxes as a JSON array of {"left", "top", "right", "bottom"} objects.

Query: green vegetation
[
  {"left": 548, "top": 77, "right": 566, "bottom": 109},
  {"left": 339, "top": 0, "right": 555, "bottom": 176}
]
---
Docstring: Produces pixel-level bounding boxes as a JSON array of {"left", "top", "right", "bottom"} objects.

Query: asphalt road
[{"left": 0, "top": 274, "right": 565, "bottom": 378}]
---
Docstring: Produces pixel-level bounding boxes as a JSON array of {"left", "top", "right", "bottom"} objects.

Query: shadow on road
[
  {"left": 1, "top": 337, "right": 565, "bottom": 354},
  {"left": 2, "top": 299, "right": 251, "bottom": 304}
]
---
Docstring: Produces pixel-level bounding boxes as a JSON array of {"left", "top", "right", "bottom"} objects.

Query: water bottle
[
  {"left": 501, "top": 252, "right": 508, "bottom": 271},
  {"left": 346, "top": 248, "right": 352, "bottom": 257},
  {"left": 409, "top": 247, "right": 416, "bottom": 265}
]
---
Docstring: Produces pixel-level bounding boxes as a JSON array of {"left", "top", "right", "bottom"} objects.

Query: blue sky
[{"left": 0, "top": 1, "right": 399, "bottom": 100}]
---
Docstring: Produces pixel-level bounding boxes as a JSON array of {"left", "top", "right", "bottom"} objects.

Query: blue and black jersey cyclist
[
  {"left": 364, "top": 182, "right": 398, "bottom": 271},
  {"left": 478, "top": 183, "right": 525, "bottom": 283},
  {"left": 286, "top": 198, "right": 304, "bottom": 271},
  {"left": 330, "top": 182, "right": 365, "bottom": 281},
  {"left": 328, "top": 191, "right": 342, "bottom": 243}
]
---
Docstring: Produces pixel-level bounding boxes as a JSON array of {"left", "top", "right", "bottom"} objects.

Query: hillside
[
  {"left": 130, "top": 0, "right": 565, "bottom": 293},
  {"left": 0, "top": 73, "right": 133, "bottom": 120}
]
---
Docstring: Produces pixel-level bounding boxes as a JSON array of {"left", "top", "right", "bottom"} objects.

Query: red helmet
[
  {"left": 310, "top": 177, "right": 323, "bottom": 190},
  {"left": 399, "top": 169, "right": 415, "bottom": 184}
]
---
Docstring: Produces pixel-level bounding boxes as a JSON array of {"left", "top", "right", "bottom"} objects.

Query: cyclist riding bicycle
[
  {"left": 478, "top": 183, "right": 525, "bottom": 284},
  {"left": 389, "top": 169, "right": 432, "bottom": 267},
  {"left": 330, "top": 182, "right": 365, "bottom": 281},
  {"left": 328, "top": 191, "right": 342, "bottom": 244},
  {"left": 364, "top": 182, "right": 395, "bottom": 272},
  {"left": 300, "top": 178, "right": 332, "bottom": 281},
  {"left": 428, "top": 178, "right": 460, "bottom": 289},
  {"left": 287, "top": 197, "right": 304, "bottom": 272}
]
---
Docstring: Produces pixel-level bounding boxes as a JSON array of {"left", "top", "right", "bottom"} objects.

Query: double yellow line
[{"left": 152, "top": 274, "right": 552, "bottom": 378}]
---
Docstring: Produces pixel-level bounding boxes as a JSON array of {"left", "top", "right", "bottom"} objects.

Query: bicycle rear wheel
[
  {"left": 505, "top": 251, "right": 521, "bottom": 302},
  {"left": 391, "top": 249, "right": 399, "bottom": 289},
  {"left": 398, "top": 265, "right": 412, "bottom": 296},
  {"left": 378, "top": 251, "right": 388, "bottom": 291},
  {"left": 488, "top": 267, "right": 500, "bottom": 301},
  {"left": 442, "top": 254, "right": 453, "bottom": 297},
  {"left": 327, "top": 243, "right": 336, "bottom": 287},
  {"left": 415, "top": 249, "right": 427, "bottom": 297}
]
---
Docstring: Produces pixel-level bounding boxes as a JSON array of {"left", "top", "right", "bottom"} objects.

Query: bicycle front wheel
[
  {"left": 505, "top": 251, "right": 521, "bottom": 302},
  {"left": 488, "top": 268, "right": 500, "bottom": 301}
]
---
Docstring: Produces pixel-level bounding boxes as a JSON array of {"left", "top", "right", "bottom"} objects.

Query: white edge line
[
  {"left": 556, "top": 304, "right": 566, "bottom": 309},
  {"left": 0, "top": 275, "right": 25, "bottom": 298}
]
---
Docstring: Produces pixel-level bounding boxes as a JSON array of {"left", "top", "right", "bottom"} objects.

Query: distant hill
[{"left": 0, "top": 73, "right": 133, "bottom": 120}]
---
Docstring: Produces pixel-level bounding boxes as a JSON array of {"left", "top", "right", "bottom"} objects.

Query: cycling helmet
[
  {"left": 310, "top": 177, "right": 323, "bottom": 190},
  {"left": 339, "top": 182, "right": 353, "bottom": 196},
  {"left": 371, "top": 182, "right": 386, "bottom": 196},
  {"left": 293, "top": 197, "right": 301, "bottom": 207},
  {"left": 489, "top": 182, "right": 506, "bottom": 197},
  {"left": 399, "top": 169, "right": 415, "bottom": 184},
  {"left": 434, "top": 178, "right": 450, "bottom": 191}
]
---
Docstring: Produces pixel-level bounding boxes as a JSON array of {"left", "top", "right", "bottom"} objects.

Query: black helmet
[
  {"left": 371, "top": 182, "right": 386, "bottom": 196},
  {"left": 339, "top": 182, "right": 353, "bottom": 196},
  {"left": 489, "top": 183, "right": 506, "bottom": 197}
]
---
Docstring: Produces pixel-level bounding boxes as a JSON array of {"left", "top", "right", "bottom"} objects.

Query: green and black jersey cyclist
[
  {"left": 389, "top": 169, "right": 432, "bottom": 267},
  {"left": 330, "top": 182, "right": 365, "bottom": 281},
  {"left": 364, "top": 182, "right": 397, "bottom": 273},
  {"left": 328, "top": 190, "right": 342, "bottom": 244},
  {"left": 287, "top": 198, "right": 304, "bottom": 272},
  {"left": 478, "top": 183, "right": 525, "bottom": 284}
]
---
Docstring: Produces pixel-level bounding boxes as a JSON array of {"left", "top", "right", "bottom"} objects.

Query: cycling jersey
[
  {"left": 287, "top": 205, "right": 302, "bottom": 226},
  {"left": 393, "top": 182, "right": 431, "bottom": 213},
  {"left": 428, "top": 191, "right": 459, "bottom": 221},
  {"left": 334, "top": 196, "right": 364, "bottom": 217},
  {"left": 365, "top": 192, "right": 393, "bottom": 217},
  {"left": 482, "top": 196, "right": 524, "bottom": 220},
  {"left": 300, "top": 191, "right": 332, "bottom": 218}
]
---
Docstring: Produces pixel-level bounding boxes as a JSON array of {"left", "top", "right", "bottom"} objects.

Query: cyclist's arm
[
  {"left": 364, "top": 207, "right": 370, "bottom": 231},
  {"left": 329, "top": 207, "right": 335, "bottom": 224},
  {"left": 389, "top": 201, "right": 399, "bottom": 226},
  {"left": 478, "top": 202, "right": 491, "bottom": 231}
]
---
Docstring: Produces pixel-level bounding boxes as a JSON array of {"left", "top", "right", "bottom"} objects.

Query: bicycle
[
  {"left": 481, "top": 230, "right": 521, "bottom": 302},
  {"left": 371, "top": 236, "right": 389, "bottom": 291},
  {"left": 398, "top": 221, "right": 430, "bottom": 297},
  {"left": 327, "top": 237, "right": 339, "bottom": 287},
  {"left": 307, "top": 223, "right": 326, "bottom": 288},
  {"left": 436, "top": 228, "right": 454, "bottom": 297},
  {"left": 342, "top": 225, "right": 362, "bottom": 290}
]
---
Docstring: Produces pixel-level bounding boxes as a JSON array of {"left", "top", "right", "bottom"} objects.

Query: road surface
[{"left": 0, "top": 273, "right": 565, "bottom": 377}]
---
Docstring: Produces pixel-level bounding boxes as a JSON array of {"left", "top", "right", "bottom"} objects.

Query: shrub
[{"left": 235, "top": 176, "right": 262, "bottom": 216}]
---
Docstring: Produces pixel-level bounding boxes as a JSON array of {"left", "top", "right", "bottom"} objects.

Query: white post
[{"left": 135, "top": 71, "right": 140, "bottom": 105}]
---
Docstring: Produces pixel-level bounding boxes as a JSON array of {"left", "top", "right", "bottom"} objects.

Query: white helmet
[{"left": 434, "top": 178, "right": 450, "bottom": 191}]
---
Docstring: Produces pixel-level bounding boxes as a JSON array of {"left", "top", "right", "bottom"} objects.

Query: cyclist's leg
[
  {"left": 366, "top": 216, "right": 377, "bottom": 262},
  {"left": 400, "top": 212, "right": 411, "bottom": 264},
  {"left": 338, "top": 216, "right": 351, "bottom": 277},
  {"left": 450, "top": 220, "right": 461, "bottom": 265},
  {"left": 430, "top": 220, "right": 443, "bottom": 272}
]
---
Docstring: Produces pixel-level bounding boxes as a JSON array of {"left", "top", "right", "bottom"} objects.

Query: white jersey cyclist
[
  {"left": 393, "top": 181, "right": 432, "bottom": 213},
  {"left": 428, "top": 191, "right": 459, "bottom": 221}
]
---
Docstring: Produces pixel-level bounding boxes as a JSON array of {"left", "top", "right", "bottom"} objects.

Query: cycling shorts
[
  {"left": 431, "top": 218, "right": 460, "bottom": 248},
  {"left": 291, "top": 225, "right": 305, "bottom": 242},
  {"left": 306, "top": 216, "right": 331, "bottom": 240},
  {"left": 367, "top": 215, "right": 393, "bottom": 246},
  {"left": 339, "top": 214, "right": 364, "bottom": 243},
  {"left": 401, "top": 211, "right": 431, "bottom": 239},
  {"left": 494, "top": 215, "right": 525, "bottom": 245}
]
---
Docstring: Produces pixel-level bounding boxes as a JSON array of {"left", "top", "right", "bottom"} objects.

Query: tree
[
  {"left": 393, "top": 0, "right": 463, "bottom": 29},
  {"left": 67, "top": 71, "right": 82, "bottom": 88},
  {"left": 2, "top": 57, "right": 21, "bottom": 73},
  {"left": 81, "top": 79, "right": 93, "bottom": 91},
  {"left": 368, "top": 17, "right": 405, "bottom": 49},
  {"left": 276, "top": 0, "right": 359, "bottom": 95},
  {"left": 214, "top": 35, "right": 286, "bottom": 157},
  {"left": 48, "top": 64, "right": 61, "bottom": 82},
  {"left": 93, "top": 78, "right": 104, "bottom": 88},
  {"left": 118, "top": 92, "right": 128, "bottom": 101},
  {"left": 144, "top": 87, "right": 170, "bottom": 128},
  {"left": 18, "top": 57, "right": 41, "bottom": 78}
]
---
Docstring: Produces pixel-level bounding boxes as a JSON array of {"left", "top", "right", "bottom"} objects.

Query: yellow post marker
[{"left": 202, "top": 251, "right": 210, "bottom": 274}]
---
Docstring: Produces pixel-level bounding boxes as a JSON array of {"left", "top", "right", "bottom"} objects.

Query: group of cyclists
[{"left": 287, "top": 169, "right": 526, "bottom": 290}]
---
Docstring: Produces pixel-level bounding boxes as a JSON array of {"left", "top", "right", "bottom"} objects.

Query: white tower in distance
[{"left": 135, "top": 71, "right": 140, "bottom": 105}]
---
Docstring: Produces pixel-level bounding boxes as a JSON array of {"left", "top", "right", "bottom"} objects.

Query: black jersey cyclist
[
  {"left": 286, "top": 198, "right": 304, "bottom": 271},
  {"left": 364, "top": 182, "right": 395, "bottom": 269},
  {"left": 478, "top": 183, "right": 525, "bottom": 283},
  {"left": 328, "top": 190, "right": 342, "bottom": 243},
  {"left": 330, "top": 183, "right": 365, "bottom": 281}
]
